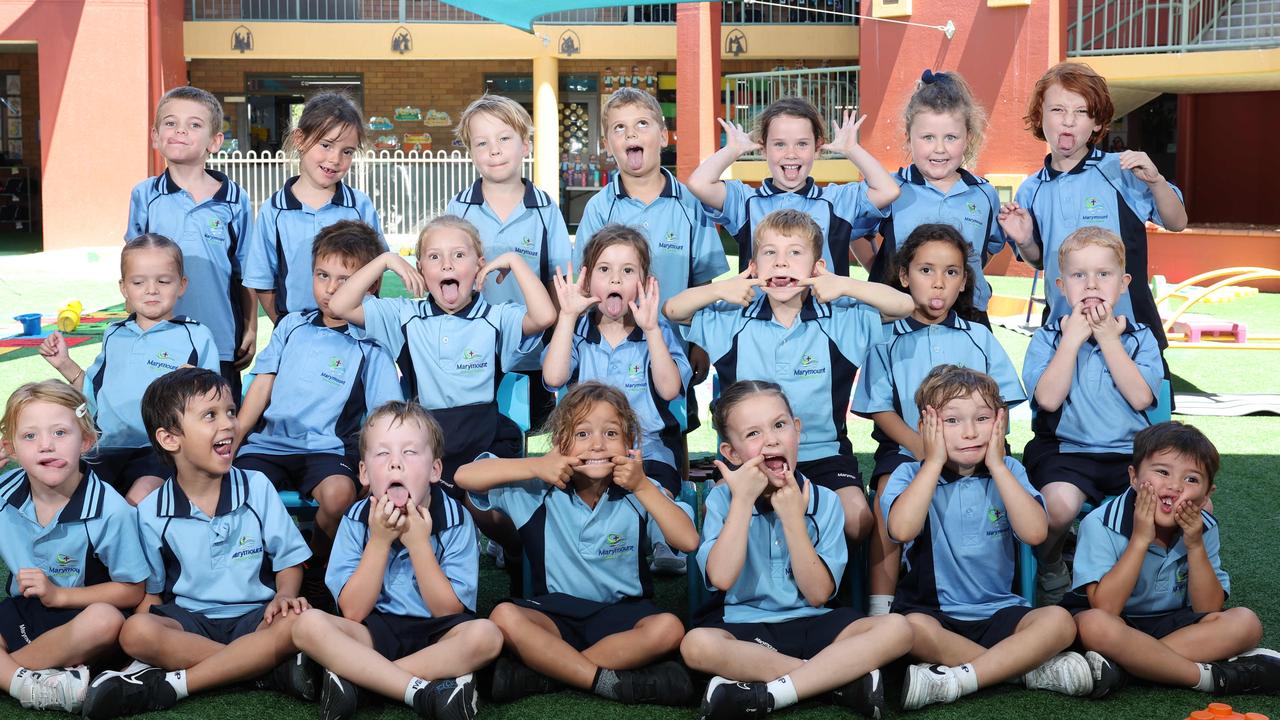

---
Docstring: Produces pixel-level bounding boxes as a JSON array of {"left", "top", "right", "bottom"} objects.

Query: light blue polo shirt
[
  {"left": 854, "top": 312, "right": 1026, "bottom": 458},
  {"left": 868, "top": 167, "right": 1006, "bottom": 311},
  {"left": 1070, "top": 487, "right": 1229, "bottom": 616},
  {"left": 545, "top": 315, "right": 691, "bottom": 470},
  {"left": 84, "top": 316, "right": 220, "bottom": 449},
  {"left": 1023, "top": 319, "right": 1163, "bottom": 454},
  {"left": 469, "top": 462, "right": 662, "bottom": 602},
  {"left": 574, "top": 169, "right": 729, "bottom": 307},
  {"left": 1014, "top": 147, "right": 1182, "bottom": 344},
  {"left": 882, "top": 457, "right": 1045, "bottom": 621},
  {"left": 326, "top": 484, "right": 478, "bottom": 617},
  {"left": 696, "top": 474, "right": 846, "bottom": 624},
  {"left": 0, "top": 465, "right": 149, "bottom": 597},
  {"left": 689, "top": 292, "right": 880, "bottom": 461},
  {"left": 705, "top": 177, "right": 886, "bottom": 277},
  {"left": 125, "top": 169, "right": 253, "bottom": 362},
  {"left": 137, "top": 467, "right": 311, "bottom": 619},
  {"left": 238, "top": 310, "right": 403, "bottom": 458},
  {"left": 244, "top": 177, "right": 385, "bottom": 317}
]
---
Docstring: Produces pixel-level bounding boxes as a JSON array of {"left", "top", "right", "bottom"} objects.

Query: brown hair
[
  {"left": 1025, "top": 62, "right": 1114, "bottom": 145},
  {"left": 1057, "top": 226, "right": 1125, "bottom": 271},
  {"left": 140, "top": 368, "right": 230, "bottom": 466},
  {"left": 455, "top": 94, "right": 533, "bottom": 147},
  {"left": 1132, "top": 421, "right": 1220, "bottom": 483},
  {"left": 600, "top": 87, "right": 664, "bottom": 133},
  {"left": 914, "top": 364, "right": 1005, "bottom": 414},
  {"left": 545, "top": 382, "right": 639, "bottom": 454},
  {"left": 580, "top": 224, "right": 651, "bottom": 284},
  {"left": 754, "top": 96, "right": 827, "bottom": 146},
  {"left": 416, "top": 215, "right": 484, "bottom": 260},
  {"left": 154, "top": 86, "right": 223, "bottom": 132},
  {"left": 902, "top": 70, "right": 987, "bottom": 168},
  {"left": 122, "top": 233, "right": 185, "bottom": 278},
  {"left": 359, "top": 400, "right": 445, "bottom": 461},
  {"left": 1, "top": 380, "right": 98, "bottom": 453},
  {"left": 287, "top": 91, "right": 367, "bottom": 155},
  {"left": 313, "top": 219, "right": 383, "bottom": 268},
  {"left": 754, "top": 209, "right": 823, "bottom": 259},
  {"left": 890, "top": 223, "right": 977, "bottom": 321},
  {"left": 712, "top": 379, "right": 795, "bottom": 439}
]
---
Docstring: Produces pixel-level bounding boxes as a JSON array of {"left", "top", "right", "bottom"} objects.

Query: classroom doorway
[{"left": 239, "top": 74, "right": 363, "bottom": 153}]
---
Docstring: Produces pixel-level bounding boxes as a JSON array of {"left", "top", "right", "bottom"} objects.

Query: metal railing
[
  {"left": 1069, "top": 0, "right": 1280, "bottom": 54},
  {"left": 207, "top": 150, "right": 532, "bottom": 236},
  {"left": 722, "top": 65, "right": 859, "bottom": 158}
]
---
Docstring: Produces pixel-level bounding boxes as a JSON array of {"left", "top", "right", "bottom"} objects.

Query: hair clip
[
  {"left": 921, "top": 69, "right": 937, "bottom": 84},
  {"left": 75, "top": 403, "right": 88, "bottom": 418}
]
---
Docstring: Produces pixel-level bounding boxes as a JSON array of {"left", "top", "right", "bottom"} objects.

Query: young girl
[
  {"left": 40, "top": 234, "right": 220, "bottom": 504},
  {"left": 0, "top": 381, "right": 148, "bottom": 713},
  {"left": 454, "top": 382, "right": 698, "bottom": 706},
  {"left": 245, "top": 91, "right": 386, "bottom": 323},
  {"left": 854, "top": 224, "right": 1026, "bottom": 616},
  {"left": 687, "top": 96, "right": 899, "bottom": 277},
  {"left": 865, "top": 70, "right": 1007, "bottom": 327}
]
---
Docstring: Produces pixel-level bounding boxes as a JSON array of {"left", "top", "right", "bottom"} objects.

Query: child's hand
[
  {"left": 1086, "top": 300, "right": 1126, "bottom": 343},
  {"left": 717, "top": 118, "right": 760, "bottom": 157},
  {"left": 611, "top": 448, "right": 647, "bottom": 492},
  {"left": 630, "top": 277, "right": 662, "bottom": 333},
  {"left": 1175, "top": 497, "right": 1205, "bottom": 548},
  {"left": 536, "top": 450, "right": 580, "bottom": 489},
  {"left": 797, "top": 267, "right": 845, "bottom": 304},
  {"left": 1131, "top": 481, "right": 1157, "bottom": 546},
  {"left": 17, "top": 569, "right": 61, "bottom": 607},
  {"left": 920, "top": 406, "right": 948, "bottom": 469},
  {"left": 997, "top": 202, "right": 1034, "bottom": 246},
  {"left": 1061, "top": 303, "right": 1094, "bottom": 346},
  {"left": 401, "top": 502, "right": 433, "bottom": 551},
  {"left": 716, "top": 269, "right": 764, "bottom": 307},
  {"left": 477, "top": 252, "right": 521, "bottom": 292},
  {"left": 39, "top": 332, "right": 69, "bottom": 366},
  {"left": 554, "top": 262, "right": 601, "bottom": 319},
  {"left": 387, "top": 253, "right": 427, "bottom": 298},
  {"left": 821, "top": 110, "right": 866, "bottom": 157},
  {"left": 234, "top": 327, "right": 257, "bottom": 371},
  {"left": 369, "top": 494, "right": 406, "bottom": 544},
  {"left": 263, "top": 593, "right": 310, "bottom": 625},
  {"left": 770, "top": 466, "right": 810, "bottom": 527},
  {"left": 713, "top": 456, "right": 769, "bottom": 502},
  {"left": 1118, "top": 150, "right": 1163, "bottom": 185},
  {"left": 984, "top": 407, "right": 1007, "bottom": 469}
]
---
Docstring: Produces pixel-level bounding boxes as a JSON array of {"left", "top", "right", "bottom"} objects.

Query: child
[
  {"left": 448, "top": 94, "right": 572, "bottom": 430},
  {"left": 125, "top": 86, "right": 255, "bottom": 395},
  {"left": 455, "top": 382, "right": 698, "bottom": 705},
  {"left": 0, "top": 381, "right": 148, "bottom": 713},
  {"left": 688, "top": 96, "right": 899, "bottom": 277},
  {"left": 866, "top": 70, "right": 1007, "bottom": 325},
  {"left": 81, "top": 368, "right": 314, "bottom": 719},
  {"left": 665, "top": 209, "right": 914, "bottom": 541},
  {"left": 999, "top": 61, "right": 1187, "bottom": 347},
  {"left": 291, "top": 401, "right": 503, "bottom": 720},
  {"left": 245, "top": 91, "right": 386, "bottom": 324},
  {"left": 1071, "top": 422, "right": 1280, "bottom": 698},
  {"left": 882, "top": 364, "right": 1091, "bottom": 710},
  {"left": 854, "top": 223, "right": 1026, "bottom": 617},
  {"left": 1022, "top": 227, "right": 1163, "bottom": 605},
  {"left": 236, "top": 220, "right": 403, "bottom": 601},
  {"left": 681, "top": 380, "right": 913, "bottom": 719},
  {"left": 40, "top": 234, "right": 220, "bottom": 504}
]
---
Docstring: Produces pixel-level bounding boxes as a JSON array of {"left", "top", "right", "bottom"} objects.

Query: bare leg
[
  {"left": 0, "top": 604, "right": 125, "bottom": 690},
  {"left": 906, "top": 607, "right": 1075, "bottom": 688},
  {"left": 680, "top": 628, "right": 802, "bottom": 683},
  {"left": 311, "top": 475, "right": 357, "bottom": 549},
  {"left": 489, "top": 603, "right": 596, "bottom": 689},
  {"left": 1035, "top": 482, "right": 1086, "bottom": 564},
  {"left": 1077, "top": 607, "right": 1262, "bottom": 687},
  {"left": 868, "top": 473, "right": 900, "bottom": 596},
  {"left": 119, "top": 614, "right": 225, "bottom": 670},
  {"left": 836, "top": 486, "right": 873, "bottom": 542},
  {"left": 788, "top": 614, "right": 913, "bottom": 697},
  {"left": 580, "top": 613, "right": 684, "bottom": 671}
]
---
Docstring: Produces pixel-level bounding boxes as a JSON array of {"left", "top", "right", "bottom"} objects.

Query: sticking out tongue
[
  {"left": 929, "top": 297, "right": 945, "bottom": 310},
  {"left": 1056, "top": 132, "right": 1077, "bottom": 153},
  {"left": 603, "top": 293, "right": 625, "bottom": 317},
  {"left": 38, "top": 458, "right": 66, "bottom": 468},
  {"left": 439, "top": 280, "right": 461, "bottom": 306},
  {"left": 387, "top": 484, "right": 410, "bottom": 509},
  {"left": 625, "top": 147, "right": 644, "bottom": 172}
]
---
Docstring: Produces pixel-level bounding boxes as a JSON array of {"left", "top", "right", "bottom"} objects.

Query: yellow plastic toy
[{"left": 56, "top": 300, "right": 83, "bottom": 333}]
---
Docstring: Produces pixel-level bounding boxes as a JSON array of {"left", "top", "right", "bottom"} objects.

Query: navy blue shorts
[
  {"left": 643, "top": 460, "right": 682, "bottom": 498},
  {"left": 88, "top": 446, "right": 169, "bottom": 495},
  {"left": 700, "top": 607, "right": 864, "bottom": 660},
  {"left": 220, "top": 362, "right": 243, "bottom": 404},
  {"left": 1022, "top": 436, "right": 1131, "bottom": 504},
  {"left": 363, "top": 611, "right": 476, "bottom": 660},
  {"left": 895, "top": 603, "right": 1034, "bottom": 649},
  {"left": 509, "top": 594, "right": 669, "bottom": 652},
  {"left": 236, "top": 451, "right": 358, "bottom": 498},
  {"left": 798, "top": 454, "right": 862, "bottom": 492},
  {"left": 0, "top": 596, "right": 81, "bottom": 651},
  {"left": 871, "top": 450, "right": 915, "bottom": 486},
  {"left": 149, "top": 603, "right": 266, "bottom": 645},
  {"left": 1068, "top": 605, "right": 1208, "bottom": 640}
]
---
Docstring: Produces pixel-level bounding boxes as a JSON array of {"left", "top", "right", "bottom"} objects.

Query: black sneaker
[
  {"left": 828, "top": 668, "right": 885, "bottom": 718},
  {"left": 411, "top": 674, "right": 478, "bottom": 720},
  {"left": 698, "top": 676, "right": 771, "bottom": 720},
  {"left": 1212, "top": 653, "right": 1280, "bottom": 695},
  {"left": 254, "top": 651, "right": 318, "bottom": 701},
  {"left": 320, "top": 670, "right": 360, "bottom": 720},
  {"left": 616, "top": 661, "right": 693, "bottom": 706},
  {"left": 1084, "top": 651, "right": 1128, "bottom": 699},
  {"left": 81, "top": 665, "right": 177, "bottom": 720},
  {"left": 488, "top": 656, "right": 559, "bottom": 703}
]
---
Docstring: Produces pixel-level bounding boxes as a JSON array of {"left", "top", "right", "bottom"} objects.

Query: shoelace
[{"left": 23, "top": 673, "right": 75, "bottom": 710}]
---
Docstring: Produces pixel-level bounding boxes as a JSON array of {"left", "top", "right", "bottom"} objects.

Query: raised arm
[
  {"left": 822, "top": 111, "right": 899, "bottom": 210},
  {"left": 330, "top": 251, "right": 425, "bottom": 328},
  {"left": 885, "top": 408, "right": 946, "bottom": 542},
  {"left": 686, "top": 119, "right": 760, "bottom": 211},
  {"left": 479, "top": 252, "right": 557, "bottom": 335},
  {"left": 663, "top": 270, "right": 760, "bottom": 325},
  {"left": 542, "top": 263, "right": 599, "bottom": 389},
  {"left": 800, "top": 269, "right": 914, "bottom": 320}
]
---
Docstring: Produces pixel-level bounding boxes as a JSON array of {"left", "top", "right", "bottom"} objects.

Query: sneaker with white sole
[
  {"left": 649, "top": 541, "right": 687, "bottom": 575},
  {"left": 901, "top": 664, "right": 961, "bottom": 710},
  {"left": 411, "top": 673, "right": 478, "bottom": 720},
  {"left": 1211, "top": 652, "right": 1280, "bottom": 695},
  {"left": 698, "top": 676, "right": 770, "bottom": 720},
  {"left": 1084, "top": 650, "right": 1127, "bottom": 699},
  {"left": 828, "top": 668, "right": 885, "bottom": 719},
  {"left": 1023, "top": 651, "right": 1093, "bottom": 696},
  {"left": 14, "top": 665, "right": 89, "bottom": 712},
  {"left": 81, "top": 664, "right": 177, "bottom": 719},
  {"left": 319, "top": 670, "right": 360, "bottom": 720},
  {"left": 483, "top": 539, "right": 507, "bottom": 569},
  {"left": 1035, "top": 558, "right": 1072, "bottom": 606}
]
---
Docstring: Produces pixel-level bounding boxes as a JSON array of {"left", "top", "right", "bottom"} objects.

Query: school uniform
[
  {"left": 0, "top": 466, "right": 148, "bottom": 651},
  {"left": 244, "top": 177, "right": 385, "bottom": 318},
  {"left": 136, "top": 467, "right": 310, "bottom": 643},
  {"left": 1022, "top": 319, "right": 1164, "bottom": 502},
  {"left": 326, "top": 485, "right": 479, "bottom": 659},
  {"left": 125, "top": 169, "right": 253, "bottom": 378},
  {"left": 236, "top": 309, "right": 403, "bottom": 495},
  {"left": 853, "top": 312, "right": 1025, "bottom": 480},
  {"left": 705, "top": 177, "right": 887, "bottom": 277},
  {"left": 882, "top": 457, "right": 1045, "bottom": 647}
]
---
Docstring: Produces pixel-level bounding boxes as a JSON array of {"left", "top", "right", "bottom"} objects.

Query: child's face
[
  {"left": 165, "top": 388, "right": 239, "bottom": 478},
  {"left": 899, "top": 240, "right": 966, "bottom": 324},
  {"left": 1040, "top": 83, "right": 1101, "bottom": 161},
  {"left": 120, "top": 247, "right": 187, "bottom": 324},
  {"left": 152, "top": 99, "right": 223, "bottom": 166},
  {"left": 313, "top": 253, "right": 362, "bottom": 324},
  {"left": 1056, "top": 244, "right": 1130, "bottom": 311},
  {"left": 587, "top": 244, "right": 645, "bottom": 321},
  {"left": 719, "top": 394, "right": 801, "bottom": 488},
  {"left": 418, "top": 228, "right": 482, "bottom": 313},
  {"left": 297, "top": 122, "right": 359, "bottom": 192},
  {"left": 7, "top": 401, "right": 94, "bottom": 492},
  {"left": 936, "top": 391, "right": 996, "bottom": 472},
  {"left": 562, "top": 401, "right": 630, "bottom": 481},
  {"left": 750, "top": 229, "right": 822, "bottom": 303},
  {"left": 764, "top": 114, "right": 818, "bottom": 192},
  {"left": 909, "top": 110, "right": 967, "bottom": 183},
  {"left": 359, "top": 415, "right": 440, "bottom": 510},
  {"left": 1129, "top": 448, "right": 1213, "bottom": 529},
  {"left": 468, "top": 112, "right": 530, "bottom": 185},
  {"left": 603, "top": 104, "right": 667, "bottom": 179}
]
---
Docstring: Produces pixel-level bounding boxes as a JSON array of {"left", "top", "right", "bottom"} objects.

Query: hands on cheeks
[
  {"left": 536, "top": 450, "right": 581, "bottom": 489},
  {"left": 920, "top": 406, "right": 948, "bottom": 468},
  {"left": 713, "top": 456, "right": 769, "bottom": 503},
  {"left": 1131, "top": 480, "right": 1157, "bottom": 546},
  {"left": 630, "top": 277, "right": 662, "bottom": 333},
  {"left": 1175, "top": 495, "right": 1206, "bottom": 548},
  {"left": 984, "top": 407, "right": 1007, "bottom": 469},
  {"left": 554, "top": 261, "right": 601, "bottom": 318}
]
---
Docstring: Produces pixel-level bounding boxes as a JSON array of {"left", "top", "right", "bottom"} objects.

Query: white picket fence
[{"left": 206, "top": 150, "right": 533, "bottom": 237}]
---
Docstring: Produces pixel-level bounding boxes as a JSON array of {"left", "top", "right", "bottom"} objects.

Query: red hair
[{"left": 1025, "top": 62, "right": 1114, "bottom": 145}]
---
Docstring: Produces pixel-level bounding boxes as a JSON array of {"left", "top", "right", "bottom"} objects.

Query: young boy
[
  {"left": 0, "top": 381, "right": 149, "bottom": 713},
  {"left": 236, "top": 219, "right": 403, "bottom": 603},
  {"left": 883, "top": 364, "right": 1090, "bottom": 710},
  {"left": 125, "top": 86, "right": 256, "bottom": 397},
  {"left": 1071, "top": 422, "right": 1280, "bottom": 698},
  {"left": 81, "top": 368, "right": 314, "bottom": 719},
  {"left": 664, "top": 209, "right": 914, "bottom": 541},
  {"left": 1021, "top": 227, "right": 1164, "bottom": 605},
  {"left": 291, "top": 401, "right": 503, "bottom": 720}
]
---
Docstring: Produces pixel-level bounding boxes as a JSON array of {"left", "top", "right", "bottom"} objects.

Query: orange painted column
[
  {"left": 675, "top": 2, "right": 721, "bottom": 182},
  {"left": 150, "top": 0, "right": 190, "bottom": 175}
]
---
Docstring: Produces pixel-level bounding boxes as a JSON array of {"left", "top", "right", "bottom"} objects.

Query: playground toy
[
  {"left": 13, "top": 312, "right": 41, "bottom": 336},
  {"left": 57, "top": 300, "right": 83, "bottom": 333},
  {"left": 1184, "top": 702, "right": 1269, "bottom": 720},
  {"left": 1156, "top": 267, "right": 1280, "bottom": 350}
]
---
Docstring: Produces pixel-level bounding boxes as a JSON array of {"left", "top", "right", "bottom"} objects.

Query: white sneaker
[
  {"left": 1035, "top": 558, "right": 1071, "bottom": 606},
  {"left": 16, "top": 665, "right": 90, "bottom": 712},
  {"left": 901, "top": 664, "right": 960, "bottom": 710},
  {"left": 649, "top": 541, "right": 687, "bottom": 575},
  {"left": 1024, "top": 652, "right": 1093, "bottom": 696}
]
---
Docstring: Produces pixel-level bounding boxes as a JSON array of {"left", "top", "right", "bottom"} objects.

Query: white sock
[
  {"left": 8, "top": 667, "right": 30, "bottom": 700},
  {"left": 953, "top": 664, "right": 979, "bottom": 696},
  {"left": 868, "top": 595, "right": 893, "bottom": 616},
  {"left": 1192, "top": 663, "right": 1215, "bottom": 692},
  {"left": 765, "top": 674, "right": 798, "bottom": 710},
  {"left": 404, "top": 676, "right": 429, "bottom": 706},
  {"left": 164, "top": 670, "right": 189, "bottom": 700}
]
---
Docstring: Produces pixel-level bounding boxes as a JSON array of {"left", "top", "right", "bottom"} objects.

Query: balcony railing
[
  {"left": 722, "top": 65, "right": 859, "bottom": 158},
  {"left": 1068, "top": 0, "right": 1280, "bottom": 54}
]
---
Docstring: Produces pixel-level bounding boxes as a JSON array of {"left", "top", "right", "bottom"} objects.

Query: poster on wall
[
  {"left": 6, "top": 119, "right": 20, "bottom": 138},
  {"left": 6, "top": 97, "right": 19, "bottom": 117},
  {"left": 7, "top": 140, "right": 21, "bottom": 159},
  {"left": 5, "top": 76, "right": 19, "bottom": 94}
]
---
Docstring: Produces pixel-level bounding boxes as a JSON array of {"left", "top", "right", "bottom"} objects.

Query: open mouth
[
  {"left": 762, "top": 455, "right": 788, "bottom": 475},
  {"left": 581, "top": 458, "right": 612, "bottom": 465},
  {"left": 624, "top": 144, "right": 645, "bottom": 172},
  {"left": 438, "top": 278, "right": 461, "bottom": 305},
  {"left": 778, "top": 164, "right": 802, "bottom": 183},
  {"left": 602, "top": 292, "right": 626, "bottom": 317},
  {"left": 1056, "top": 132, "right": 1077, "bottom": 152},
  {"left": 927, "top": 296, "right": 946, "bottom": 311},
  {"left": 214, "top": 437, "right": 234, "bottom": 458},
  {"left": 766, "top": 276, "right": 799, "bottom": 289},
  {"left": 386, "top": 482, "right": 410, "bottom": 509},
  {"left": 1158, "top": 495, "right": 1176, "bottom": 513},
  {"left": 37, "top": 457, "right": 66, "bottom": 469}
]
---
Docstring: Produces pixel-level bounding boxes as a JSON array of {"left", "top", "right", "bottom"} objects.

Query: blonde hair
[
  {"left": 914, "top": 365, "right": 1005, "bottom": 414},
  {"left": 154, "top": 86, "right": 223, "bottom": 132},
  {"left": 545, "top": 382, "right": 639, "bottom": 455},
  {"left": 601, "top": 87, "right": 664, "bottom": 133},
  {"left": 1058, "top": 226, "right": 1125, "bottom": 270},
  {"left": 416, "top": 215, "right": 484, "bottom": 260},
  {"left": 754, "top": 209, "right": 823, "bottom": 258},
  {"left": 902, "top": 70, "right": 987, "bottom": 168},
  {"left": 1, "top": 380, "right": 98, "bottom": 452},
  {"left": 455, "top": 94, "right": 533, "bottom": 147},
  {"left": 359, "top": 401, "right": 445, "bottom": 461}
]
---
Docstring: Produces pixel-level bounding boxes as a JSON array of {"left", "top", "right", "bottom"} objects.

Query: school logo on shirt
[
  {"left": 232, "top": 535, "right": 263, "bottom": 560},
  {"left": 146, "top": 350, "right": 180, "bottom": 373},
  {"left": 1082, "top": 196, "right": 1109, "bottom": 224},
  {"left": 456, "top": 348, "right": 489, "bottom": 375},
  {"left": 204, "top": 217, "right": 226, "bottom": 243},
  {"left": 1175, "top": 566, "right": 1189, "bottom": 590},
  {"left": 48, "top": 553, "right": 80, "bottom": 578},
  {"left": 597, "top": 532, "right": 635, "bottom": 559},
  {"left": 963, "top": 201, "right": 983, "bottom": 227},
  {"left": 794, "top": 353, "right": 827, "bottom": 378},
  {"left": 986, "top": 506, "right": 1010, "bottom": 537},
  {"left": 657, "top": 231, "right": 684, "bottom": 254},
  {"left": 321, "top": 356, "right": 348, "bottom": 387},
  {"left": 514, "top": 236, "right": 538, "bottom": 258}
]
